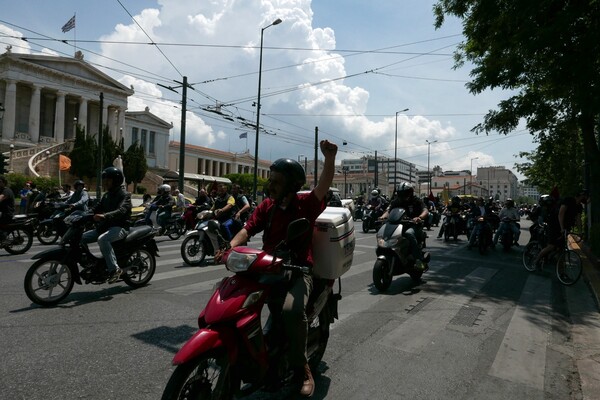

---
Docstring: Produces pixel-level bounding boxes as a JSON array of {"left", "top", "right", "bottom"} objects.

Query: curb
[{"left": 571, "top": 239, "right": 600, "bottom": 308}]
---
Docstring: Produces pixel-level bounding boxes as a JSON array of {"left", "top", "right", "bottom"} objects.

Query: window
[
  {"left": 131, "top": 127, "right": 138, "bottom": 146},
  {"left": 149, "top": 131, "right": 155, "bottom": 154},
  {"left": 141, "top": 129, "right": 147, "bottom": 153}
]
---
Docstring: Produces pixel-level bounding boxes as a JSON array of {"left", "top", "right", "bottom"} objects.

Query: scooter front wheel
[
  {"left": 373, "top": 258, "right": 393, "bottom": 292},
  {"left": 161, "top": 349, "right": 235, "bottom": 400},
  {"left": 24, "top": 258, "right": 74, "bottom": 306},
  {"left": 181, "top": 234, "right": 206, "bottom": 266}
]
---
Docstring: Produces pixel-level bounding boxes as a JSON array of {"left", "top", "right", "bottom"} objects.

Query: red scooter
[{"left": 162, "top": 219, "right": 341, "bottom": 399}]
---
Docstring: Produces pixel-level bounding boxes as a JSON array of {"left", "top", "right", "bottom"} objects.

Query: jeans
[
  {"left": 282, "top": 272, "right": 313, "bottom": 368},
  {"left": 493, "top": 221, "right": 520, "bottom": 244},
  {"left": 157, "top": 210, "right": 171, "bottom": 228},
  {"left": 81, "top": 226, "right": 128, "bottom": 271},
  {"left": 405, "top": 226, "right": 423, "bottom": 261}
]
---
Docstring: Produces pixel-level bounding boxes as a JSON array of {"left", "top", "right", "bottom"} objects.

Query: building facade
[
  {"left": 125, "top": 107, "right": 171, "bottom": 169},
  {"left": 476, "top": 166, "right": 519, "bottom": 201},
  {"left": 1, "top": 50, "right": 132, "bottom": 152}
]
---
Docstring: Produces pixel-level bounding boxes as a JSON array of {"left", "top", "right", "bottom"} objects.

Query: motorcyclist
[
  {"left": 145, "top": 184, "right": 175, "bottom": 233},
  {"left": 0, "top": 175, "right": 15, "bottom": 243},
  {"left": 80, "top": 167, "right": 132, "bottom": 283},
  {"left": 493, "top": 198, "right": 521, "bottom": 246},
  {"left": 368, "top": 189, "right": 386, "bottom": 219},
  {"left": 466, "top": 197, "right": 493, "bottom": 248},
  {"left": 211, "top": 184, "right": 237, "bottom": 240},
  {"left": 379, "top": 182, "right": 429, "bottom": 271},
  {"left": 231, "top": 184, "right": 251, "bottom": 223},
  {"left": 422, "top": 195, "right": 436, "bottom": 230},
  {"left": 65, "top": 180, "right": 89, "bottom": 212},
  {"left": 437, "top": 196, "right": 463, "bottom": 239},
  {"left": 222, "top": 139, "right": 338, "bottom": 398}
]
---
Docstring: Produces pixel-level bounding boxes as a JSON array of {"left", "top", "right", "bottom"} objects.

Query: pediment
[
  {"left": 126, "top": 110, "right": 172, "bottom": 129},
  {"left": 3, "top": 53, "right": 133, "bottom": 94}
]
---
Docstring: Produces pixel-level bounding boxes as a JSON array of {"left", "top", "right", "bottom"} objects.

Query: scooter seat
[{"left": 125, "top": 225, "right": 153, "bottom": 242}]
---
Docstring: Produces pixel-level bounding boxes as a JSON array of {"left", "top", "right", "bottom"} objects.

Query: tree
[
  {"left": 434, "top": 0, "right": 600, "bottom": 250},
  {"left": 68, "top": 125, "right": 97, "bottom": 180},
  {"left": 123, "top": 142, "right": 147, "bottom": 193}
]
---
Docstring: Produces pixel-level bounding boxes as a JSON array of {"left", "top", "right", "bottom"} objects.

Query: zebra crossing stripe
[
  {"left": 378, "top": 267, "right": 497, "bottom": 353},
  {"left": 489, "top": 274, "right": 551, "bottom": 390}
]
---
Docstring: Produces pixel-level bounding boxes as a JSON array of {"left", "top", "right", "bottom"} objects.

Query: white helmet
[
  {"left": 159, "top": 183, "right": 171, "bottom": 194},
  {"left": 371, "top": 190, "right": 379, "bottom": 196}
]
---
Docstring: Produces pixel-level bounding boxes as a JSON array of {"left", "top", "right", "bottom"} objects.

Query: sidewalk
[{"left": 568, "top": 239, "right": 600, "bottom": 399}]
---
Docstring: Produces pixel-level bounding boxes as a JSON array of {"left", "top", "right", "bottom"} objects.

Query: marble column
[
  {"left": 28, "top": 84, "right": 41, "bottom": 143},
  {"left": 117, "top": 107, "right": 125, "bottom": 142},
  {"left": 54, "top": 91, "right": 66, "bottom": 143},
  {"left": 102, "top": 104, "right": 108, "bottom": 129},
  {"left": 2, "top": 80, "right": 17, "bottom": 140},
  {"left": 109, "top": 107, "right": 118, "bottom": 140},
  {"left": 78, "top": 98, "right": 88, "bottom": 134}
]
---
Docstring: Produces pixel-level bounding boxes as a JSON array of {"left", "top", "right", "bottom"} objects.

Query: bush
[{"left": 136, "top": 185, "right": 147, "bottom": 195}]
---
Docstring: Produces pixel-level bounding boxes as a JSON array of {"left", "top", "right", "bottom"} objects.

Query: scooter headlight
[
  {"left": 225, "top": 250, "right": 257, "bottom": 272},
  {"left": 377, "top": 237, "right": 398, "bottom": 247}
]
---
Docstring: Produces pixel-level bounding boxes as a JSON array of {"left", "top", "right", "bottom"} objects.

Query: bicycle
[{"left": 522, "top": 227, "right": 583, "bottom": 286}]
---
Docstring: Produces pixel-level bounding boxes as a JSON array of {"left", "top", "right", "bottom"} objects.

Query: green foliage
[
  {"left": 68, "top": 125, "right": 97, "bottom": 179},
  {"left": 135, "top": 185, "right": 147, "bottom": 195},
  {"left": 6, "top": 172, "right": 58, "bottom": 195},
  {"left": 123, "top": 142, "right": 148, "bottom": 189},
  {"left": 222, "top": 173, "right": 264, "bottom": 193},
  {"left": 434, "top": 0, "right": 600, "bottom": 234}
]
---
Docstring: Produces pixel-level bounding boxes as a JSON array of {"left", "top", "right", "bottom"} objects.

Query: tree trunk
[{"left": 580, "top": 113, "right": 599, "bottom": 252}]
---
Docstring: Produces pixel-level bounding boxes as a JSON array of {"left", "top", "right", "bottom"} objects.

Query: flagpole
[{"left": 73, "top": 12, "right": 77, "bottom": 55}]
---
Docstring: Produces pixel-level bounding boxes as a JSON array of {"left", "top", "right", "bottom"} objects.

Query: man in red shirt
[{"left": 226, "top": 139, "right": 337, "bottom": 397}]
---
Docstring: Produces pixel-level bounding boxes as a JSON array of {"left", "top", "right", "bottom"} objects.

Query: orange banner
[{"left": 59, "top": 154, "right": 71, "bottom": 171}]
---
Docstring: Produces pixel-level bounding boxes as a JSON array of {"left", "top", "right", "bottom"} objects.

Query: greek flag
[
  {"left": 61, "top": 15, "right": 76, "bottom": 33},
  {"left": 239, "top": 132, "right": 248, "bottom": 139}
]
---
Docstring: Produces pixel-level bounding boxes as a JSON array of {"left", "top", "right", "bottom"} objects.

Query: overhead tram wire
[{"left": 116, "top": 0, "right": 183, "bottom": 79}]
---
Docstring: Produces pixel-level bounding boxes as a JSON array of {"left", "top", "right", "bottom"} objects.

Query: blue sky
[{"left": 0, "top": 0, "right": 537, "bottom": 179}]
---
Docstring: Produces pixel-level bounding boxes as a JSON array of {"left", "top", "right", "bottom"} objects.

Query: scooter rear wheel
[
  {"left": 122, "top": 248, "right": 156, "bottom": 288},
  {"left": 36, "top": 224, "right": 60, "bottom": 245},
  {"left": 373, "top": 258, "right": 393, "bottom": 292},
  {"left": 161, "top": 349, "right": 234, "bottom": 400}
]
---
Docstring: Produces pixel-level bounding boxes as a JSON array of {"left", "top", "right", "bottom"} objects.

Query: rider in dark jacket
[{"left": 80, "top": 167, "right": 132, "bottom": 283}]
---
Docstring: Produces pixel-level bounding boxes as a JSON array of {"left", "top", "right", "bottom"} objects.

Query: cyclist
[{"left": 534, "top": 189, "right": 589, "bottom": 274}]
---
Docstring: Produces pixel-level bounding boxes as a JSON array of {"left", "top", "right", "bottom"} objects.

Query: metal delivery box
[{"left": 312, "top": 207, "right": 355, "bottom": 279}]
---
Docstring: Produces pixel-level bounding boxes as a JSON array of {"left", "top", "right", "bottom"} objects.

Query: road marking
[
  {"left": 488, "top": 274, "right": 551, "bottom": 390},
  {"left": 153, "top": 263, "right": 224, "bottom": 281},
  {"left": 378, "top": 267, "right": 497, "bottom": 353}
]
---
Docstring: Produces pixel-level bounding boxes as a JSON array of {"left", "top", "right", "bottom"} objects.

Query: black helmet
[
  {"left": 396, "top": 182, "right": 414, "bottom": 198},
  {"left": 101, "top": 166, "right": 124, "bottom": 186},
  {"left": 452, "top": 196, "right": 460, "bottom": 203},
  {"left": 269, "top": 158, "right": 306, "bottom": 193},
  {"left": 74, "top": 180, "right": 85, "bottom": 188},
  {"left": 506, "top": 198, "right": 515, "bottom": 207},
  {"left": 539, "top": 194, "right": 554, "bottom": 207}
]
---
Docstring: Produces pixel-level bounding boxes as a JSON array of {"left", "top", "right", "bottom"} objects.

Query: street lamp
[
  {"left": 470, "top": 157, "right": 479, "bottom": 195},
  {"left": 393, "top": 108, "right": 409, "bottom": 191},
  {"left": 45, "top": 150, "right": 50, "bottom": 176},
  {"left": 426, "top": 139, "right": 437, "bottom": 195},
  {"left": 252, "top": 17, "right": 282, "bottom": 201}
]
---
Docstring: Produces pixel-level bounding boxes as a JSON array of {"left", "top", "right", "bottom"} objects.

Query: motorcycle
[
  {"left": 180, "top": 210, "right": 232, "bottom": 266},
  {"left": 441, "top": 211, "right": 462, "bottom": 241},
  {"left": 24, "top": 213, "right": 159, "bottom": 307},
  {"left": 498, "top": 217, "right": 520, "bottom": 252},
  {"left": 134, "top": 204, "right": 186, "bottom": 240},
  {"left": 36, "top": 203, "right": 93, "bottom": 245},
  {"left": 162, "top": 218, "right": 341, "bottom": 399},
  {"left": 0, "top": 215, "right": 35, "bottom": 255},
  {"left": 353, "top": 203, "right": 364, "bottom": 221},
  {"left": 372, "top": 207, "right": 430, "bottom": 291},
  {"left": 471, "top": 216, "right": 494, "bottom": 255},
  {"left": 362, "top": 204, "right": 385, "bottom": 233}
]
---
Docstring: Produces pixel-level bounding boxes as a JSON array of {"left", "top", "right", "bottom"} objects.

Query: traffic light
[{"left": 0, "top": 153, "right": 7, "bottom": 174}]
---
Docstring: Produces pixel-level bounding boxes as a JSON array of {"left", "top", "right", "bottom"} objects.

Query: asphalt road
[{"left": 1, "top": 218, "right": 598, "bottom": 399}]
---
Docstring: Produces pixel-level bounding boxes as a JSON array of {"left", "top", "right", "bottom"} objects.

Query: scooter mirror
[{"left": 286, "top": 218, "right": 310, "bottom": 242}]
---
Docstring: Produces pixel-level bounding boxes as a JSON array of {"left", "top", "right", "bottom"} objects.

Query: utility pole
[
  {"left": 178, "top": 76, "right": 188, "bottom": 193},
  {"left": 314, "top": 126, "right": 318, "bottom": 188},
  {"left": 96, "top": 92, "right": 103, "bottom": 198},
  {"left": 374, "top": 151, "right": 378, "bottom": 188}
]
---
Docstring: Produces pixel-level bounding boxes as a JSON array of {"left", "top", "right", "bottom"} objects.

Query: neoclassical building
[{"left": 0, "top": 50, "right": 132, "bottom": 151}]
